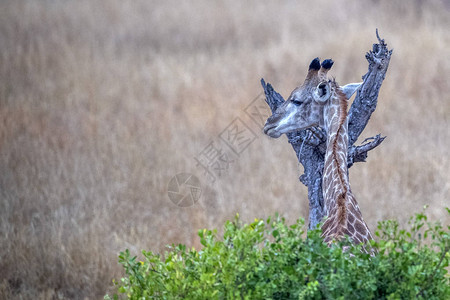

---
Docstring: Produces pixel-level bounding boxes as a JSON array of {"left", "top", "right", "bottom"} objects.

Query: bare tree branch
[
  {"left": 262, "top": 31, "right": 392, "bottom": 229},
  {"left": 348, "top": 30, "right": 393, "bottom": 145},
  {"left": 348, "top": 134, "right": 386, "bottom": 168}
]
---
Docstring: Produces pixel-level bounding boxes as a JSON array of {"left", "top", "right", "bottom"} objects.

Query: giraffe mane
[
  {"left": 325, "top": 83, "right": 350, "bottom": 240},
  {"left": 331, "top": 82, "right": 349, "bottom": 193}
]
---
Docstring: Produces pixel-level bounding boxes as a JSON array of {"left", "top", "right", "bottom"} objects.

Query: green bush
[{"left": 106, "top": 209, "right": 449, "bottom": 300}]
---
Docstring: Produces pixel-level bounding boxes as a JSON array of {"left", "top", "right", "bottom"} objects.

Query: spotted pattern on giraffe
[{"left": 263, "top": 58, "right": 375, "bottom": 253}]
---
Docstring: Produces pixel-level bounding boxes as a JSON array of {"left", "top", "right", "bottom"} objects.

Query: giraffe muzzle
[{"left": 263, "top": 123, "right": 282, "bottom": 138}]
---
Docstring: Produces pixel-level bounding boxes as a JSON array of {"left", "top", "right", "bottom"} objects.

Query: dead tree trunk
[{"left": 262, "top": 31, "right": 392, "bottom": 229}]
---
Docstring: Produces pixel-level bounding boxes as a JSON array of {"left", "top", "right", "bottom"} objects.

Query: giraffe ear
[
  {"left": 313, "top": 81, "right": 331, "bottom": 103},
  {"left": 341, "top": 83, "right": 362, "bottom": 99}
]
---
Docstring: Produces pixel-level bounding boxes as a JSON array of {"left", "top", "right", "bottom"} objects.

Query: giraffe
[{"left": 263, "top": 57, "right": 374, "bottom": 249}]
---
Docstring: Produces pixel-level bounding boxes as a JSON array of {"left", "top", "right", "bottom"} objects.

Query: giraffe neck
[
  {"left": 322, "top": 90, "right": 350, "bottom": 217},
  {"left": 320, "top": 89, "right": 373, "bottom": 244}
]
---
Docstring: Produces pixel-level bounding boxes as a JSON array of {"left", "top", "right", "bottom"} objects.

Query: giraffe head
[{"left": 263, "top": 58, "right": 361, "bottom": 138}]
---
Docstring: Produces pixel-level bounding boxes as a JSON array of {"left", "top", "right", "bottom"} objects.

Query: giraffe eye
[{"left": 291, "top": 99, "right": 303, "bottom": 106}]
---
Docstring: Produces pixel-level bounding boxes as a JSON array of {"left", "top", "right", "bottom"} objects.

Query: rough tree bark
[{"left": 262, "top": 31, "right": 392, "bottom": 229}]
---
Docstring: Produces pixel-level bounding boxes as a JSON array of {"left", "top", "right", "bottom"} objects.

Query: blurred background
[{"left": 1, "top": 0, "right": 449, "bottom": 298}]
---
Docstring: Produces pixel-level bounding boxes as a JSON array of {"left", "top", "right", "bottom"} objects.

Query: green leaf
[{"left": 106, "top": 210, "right": 450, "bottom": 300}]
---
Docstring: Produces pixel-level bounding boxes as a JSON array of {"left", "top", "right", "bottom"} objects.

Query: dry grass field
[{"left": 1, "top": 0, "right": 449, "bottom": 298}]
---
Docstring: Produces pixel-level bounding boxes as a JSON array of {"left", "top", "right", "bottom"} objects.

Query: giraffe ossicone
[{"left": 263, "top": 58, "right": 374, "bottom": 250}]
